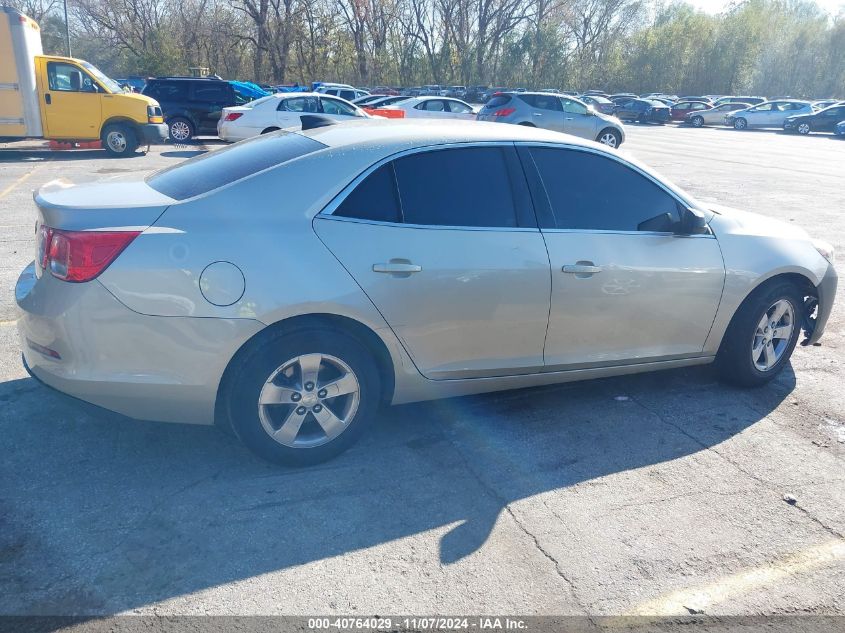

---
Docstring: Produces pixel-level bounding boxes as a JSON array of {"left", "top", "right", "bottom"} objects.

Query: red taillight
[
  {"left": 493, "top": 107, "right": 516, "bottom": 117},
  {"left": 40, "top": 228, "right": 140, "bottom": 282},
  {"left": 224, "top": 112, "right": 243, "bottom": 121}
]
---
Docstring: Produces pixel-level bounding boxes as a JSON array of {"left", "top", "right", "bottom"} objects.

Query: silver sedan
[{"left": 16, "top": 119, "right": 837, "bottom": 465}]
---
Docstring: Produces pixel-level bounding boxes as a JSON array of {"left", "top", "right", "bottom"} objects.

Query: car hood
[{"left": 706, "top": 203, "right": 810, "bottom": 241}]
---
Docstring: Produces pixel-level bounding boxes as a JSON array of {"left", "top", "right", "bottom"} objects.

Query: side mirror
[
  {"left": 637, "top": 212, "right": 675, "bottom": 232},
  {"left": 678, "top": 207, "right": 709, "bottom": 235}
]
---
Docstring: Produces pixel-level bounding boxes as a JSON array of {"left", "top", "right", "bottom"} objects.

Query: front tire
[
  {"left": 797, "top": 122, "right": 811, "bottom": 135},
  {"left": 101, "top": 124, "right": 139, "bottom": 157},
  {"left": 716, "top": 280, "right": 803, "bottom": 387},
  {"left": 733, "top": 118, "right": 748, "bottom": 130},
  {"left": 224, "top": 327, "right": 381, "bottom": 466},
  {"left": 691, "top": 115, "right": 704, "bottom": 128}
]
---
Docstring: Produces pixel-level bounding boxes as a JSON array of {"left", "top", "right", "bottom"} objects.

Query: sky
[{"left": 686, "top": 0, "right": 844, "bottom": 14}]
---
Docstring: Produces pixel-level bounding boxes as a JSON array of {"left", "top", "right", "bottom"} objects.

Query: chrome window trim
[{"left": 317, "top": 141, "right": 535, "bottom": 231}]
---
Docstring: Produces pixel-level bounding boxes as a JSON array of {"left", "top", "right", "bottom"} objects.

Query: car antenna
[{"left": 300, "top": 115, "right": 337, "bottom": 130}]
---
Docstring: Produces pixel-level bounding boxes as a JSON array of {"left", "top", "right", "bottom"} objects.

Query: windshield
[{"left": 80, "top": 61, "right": 122, "bottom": 94}]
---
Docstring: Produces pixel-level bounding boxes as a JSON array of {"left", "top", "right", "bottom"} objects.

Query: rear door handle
[
  {"left": 562, "top": 263, "right": 602, "bottom": 275},
  {"left": 533, "top": 112, "right": 542, "bottom": 116},
  {"left": 373, "top": 262, "right": 422, "bottom": 274}
]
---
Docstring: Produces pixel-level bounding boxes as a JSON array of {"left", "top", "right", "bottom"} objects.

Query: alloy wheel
[
  {"left": 752, "top": 299, "right": 794, "bottom": 372},
  {"left": 258, "top": 353, "right": 360, "bottom": 448},
  {"left": 170, "top": 121, "right": 191, "bottom": 142},
  {"left": 798, "top": 123, "right": 811, "bottom": 135},
  {"left": 598, "top": 132, "right": 618, "bottom": 147}
]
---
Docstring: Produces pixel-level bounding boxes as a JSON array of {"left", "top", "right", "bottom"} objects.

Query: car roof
[{"left": 296, "top": 119, "right": 597, "bottom": 153}]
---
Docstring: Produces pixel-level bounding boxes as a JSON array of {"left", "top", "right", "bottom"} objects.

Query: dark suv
[{"left": 142, "top": 77, "right": 239, "bottom": 142}]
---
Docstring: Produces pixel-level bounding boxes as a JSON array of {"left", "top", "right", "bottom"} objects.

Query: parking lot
[{"left": 1, "top": 125, "right": 844, "bottom": 618}]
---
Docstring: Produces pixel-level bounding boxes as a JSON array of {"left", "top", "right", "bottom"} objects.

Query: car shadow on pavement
[{"left": 0, "top": 364, "right": 795, "bottom": 614}]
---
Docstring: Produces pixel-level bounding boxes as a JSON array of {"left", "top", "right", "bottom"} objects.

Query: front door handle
[
  {"left": 562, "top": 263, "right": 602, "bottom": 275},
  {"left": 44, "top": 93, "right": 51, "bottom": 105},
  {"left": 373, "top": 262, "right": 422, "bottom": 274}
]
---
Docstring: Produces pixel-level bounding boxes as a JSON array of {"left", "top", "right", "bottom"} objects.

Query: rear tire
[
  {"left": 224, "top": 327, "right": 381, "bottom": 466},
  {"left": 168, "top": 117, "right": 194, "bottom": 143},
  {"left": 716, "top": 280, "right": 803, "bottom": 387},
  {"left": 597, "top": 128, "right": 621, "bottom": 148},
  {"left": 101, "top": 123, "right": 138, "bottom": 157}
]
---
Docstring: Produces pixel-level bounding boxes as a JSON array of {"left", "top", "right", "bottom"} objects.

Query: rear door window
[
  {"left": 280, "top": 97, "right": 319, "bottom": 112},
  {"left": 393, "top": 147, "right": 518, "bottom": 227},
  {"left": 191, "top": 83, "right": 231, "bottom": 103}
]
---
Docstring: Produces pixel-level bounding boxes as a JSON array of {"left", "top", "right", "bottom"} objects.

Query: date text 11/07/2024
[{"left": 307, "top": 617, "right": 528, "bottom": 630}]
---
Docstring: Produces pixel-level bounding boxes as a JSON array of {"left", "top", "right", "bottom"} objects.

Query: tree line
[{"left": 12, "top": 0, "right": 845, "bottom": 97}]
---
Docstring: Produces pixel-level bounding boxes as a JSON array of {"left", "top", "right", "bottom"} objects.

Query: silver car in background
[
  {"left": 726, "top": 100, "right": 814, "bottom": 129},
  {"left": 477, "top": 91, "right": 626, "bottom": 147},
  {"left": 16, "top": 120, "right": 837, "bottom": 466}
]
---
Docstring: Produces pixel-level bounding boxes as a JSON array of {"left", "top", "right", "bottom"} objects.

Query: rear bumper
[
  {"left": 15, "top": 262, "right": 263, "bottom": 425},
  {"left": 139, "top": 123, "right": 169, "bottom": 144},
  {"left": 804, "top": 263, "right": 838, "bottom": 346}
]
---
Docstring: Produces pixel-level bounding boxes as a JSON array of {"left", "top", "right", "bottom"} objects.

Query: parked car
[
  {"left": 217, "top": 93, "right": 370, "bottom": 142},
  {"left": 579, "top": 94, "right": 615, "bottom": 114},
  {"left": 352, "top": 94, "right": 386, "bottom": 106},
  {"left": 18, "top": 119, "right": 837, "bottom": 465},
  {"left": 476, "top": 92, "right": 625, "bottom": 148},
  {"left": 670, "top": 100, "right": 710, "bottom": 121},
  {"left": 685, "top": 102, "right": 749, "bottom": 127},
  {"left": 314, "top": 83, "right": 369, "bottom": 101},
  {"left": 726, "top": 100, "right": 814, "bottom": 130},
  {"left": 609, "top": 93, "right": 637, "bottom": 101},
  {"left": 464, "top": 86, "right": 489, "bottom": 103},
  {"left": 613, "top": 99, "right": 670, "bottom": 124},
  {"left": 811, "top": 99, "right": 840, "bottom": 110},
  {"left": 380, "top": 96, "right": 477, "bottom": 120},
  {"left": 713, "top": 96, "right": 765, "bottom": 107},
  {"left": 678, "top": 96, "right": 712, "bottom": 103},
  {"left": 359, "top": 95, "right": 411, "bottom": 109},
  {"left": 481, "top": 87, "right": 507, "bottom": 102},
  {"left": 651, "top": 97, "right": 677, "bottom": 107},
  {"left": 783, "top": 103, "right": 845, "bottom": 135},
  {"left": 142, "top": 77, "right": 239, "bottom": 142},
  {"left": 836, "top": 120, "right": 845, "bottom": 137},
  {"left": 446, "top": 86, "right": 467, "bottom": 98}
]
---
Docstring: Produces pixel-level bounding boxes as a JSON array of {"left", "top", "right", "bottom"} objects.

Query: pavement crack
[
  {"left": 442, "top": 428, "right": 592, "bottom": 616},
  {"left": 631, "top": 396, "right": 845, "bottom": 542}
]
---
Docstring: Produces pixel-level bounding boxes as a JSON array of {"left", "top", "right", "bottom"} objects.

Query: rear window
[
  {"left": 484, "top": 95, "right": 511, "bottom": 108},
  {"left": 146, "top": 132, "right": 326, "bottom": 200}
]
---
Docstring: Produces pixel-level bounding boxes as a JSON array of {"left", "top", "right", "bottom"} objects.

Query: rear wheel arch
[
  {"left": 215, "top": 313, "right": 396, "bottom": 431},
  {"left": 261, "top": 126, "right": 281, "bottom": 134}
]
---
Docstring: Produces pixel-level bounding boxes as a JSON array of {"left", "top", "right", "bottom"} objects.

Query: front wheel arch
[{"left": 215, "top": 313, "right": 396, "bottom": 432}]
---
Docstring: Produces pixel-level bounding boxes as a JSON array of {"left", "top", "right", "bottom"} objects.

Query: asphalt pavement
[{"left": 0, "top": 125, "right": 843, "bottom": 619}]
